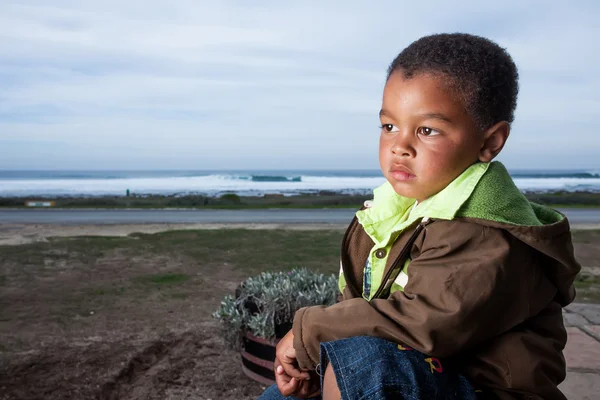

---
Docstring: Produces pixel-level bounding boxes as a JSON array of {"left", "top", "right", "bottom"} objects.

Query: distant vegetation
[
  {"left": 0, "top": 192, "right": 371, "bottom": 209},
  {"left": 1, "top": 191, "right": 599, "bottom": 209},
  {"left": 523, "top": 191, "right": 600, "bottom": 207}
]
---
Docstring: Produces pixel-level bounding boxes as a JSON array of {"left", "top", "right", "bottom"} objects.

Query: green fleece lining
[{"left": 457, "top": 162, "right": 564, "bottom": 225}]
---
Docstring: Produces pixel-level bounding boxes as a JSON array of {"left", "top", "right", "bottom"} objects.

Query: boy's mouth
[{"left": 389, "top": 165, "right": 416, "bottom": 181}]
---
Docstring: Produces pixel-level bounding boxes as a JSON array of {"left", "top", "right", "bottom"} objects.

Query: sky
[{"left": 0, "top": 0, "right": 598, "bottom": 171}]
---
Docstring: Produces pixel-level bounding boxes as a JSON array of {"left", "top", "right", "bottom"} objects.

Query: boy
[{"left": 260, "top": 33, "right": 580, "bottom": 399}]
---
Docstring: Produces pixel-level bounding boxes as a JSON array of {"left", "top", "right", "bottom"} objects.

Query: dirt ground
[
  {"left": 0, "top": 233, "right": 296, "bottom": 400},
  {"left": 0, "top": 225, "right": 599, "bottom": 400},
  {"left": 0, "top": 226, "right": 349, "bottom": 400},
  {"left": 0, "top": 257, "right": 268, "bottom": 400}
]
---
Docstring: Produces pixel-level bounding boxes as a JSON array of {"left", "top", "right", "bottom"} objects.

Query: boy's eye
[
  {"left": 380, "top": 124, "right": 399, "bottom": 133},
  {"left": 417, "top": 127, "right": 440, "bottom": 136}
]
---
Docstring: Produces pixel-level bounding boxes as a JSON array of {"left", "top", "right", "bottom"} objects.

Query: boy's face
[{"left": 379, "top": 71, "right": 485, "bottom": 202}]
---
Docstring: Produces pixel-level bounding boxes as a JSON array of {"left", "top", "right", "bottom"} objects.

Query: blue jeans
[{"left": 258, "top": 336, "right": 477, "bottom": 400}]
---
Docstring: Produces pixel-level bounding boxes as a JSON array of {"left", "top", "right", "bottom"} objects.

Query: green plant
[
  {"left": 137, "top": 273, "right": 189, "bottom": 286},
  {"left": 213, "top": 268, "right": 338, "bottom": 349},
  {"left": 219, "top": 193, "right": 242, "bottom": 204}
]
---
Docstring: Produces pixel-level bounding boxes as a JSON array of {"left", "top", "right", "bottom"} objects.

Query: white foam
[
  {"left": 0, "top": 175, "right": 388, "bottom": 197},
  {"left": 1, "top": 175, "right": 599, "bottom": 197},
  {"left": 513, "top": 177, "right": 600, "bottom": 191}
]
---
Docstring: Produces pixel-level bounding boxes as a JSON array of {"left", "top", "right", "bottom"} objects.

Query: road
[{"left": 1, "top": 208, "right": 600, "bottom": 225}]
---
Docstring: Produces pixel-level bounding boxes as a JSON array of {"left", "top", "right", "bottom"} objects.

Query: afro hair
[{"left": 387, "top": 33, "right": 519, "bottom": 130}]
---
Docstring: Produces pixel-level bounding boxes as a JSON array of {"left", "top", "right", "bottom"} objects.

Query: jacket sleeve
[{"left": 292, "top": 220, "right": 558, "bottom": 370}]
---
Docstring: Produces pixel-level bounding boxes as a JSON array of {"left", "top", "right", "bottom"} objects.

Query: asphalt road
[{"left": 1, "top": 208, "right": 599, "bottom": 225}]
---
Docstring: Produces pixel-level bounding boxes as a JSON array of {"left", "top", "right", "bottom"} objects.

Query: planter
[
  {"left": 213, "top": 268, "right": 338, "bottom": 385},
  {"left": 237, "top": 293, "right": 294, "bottom": 384},
  {"left": 240, "top": 332, "right": 279, "bottom": 385}
]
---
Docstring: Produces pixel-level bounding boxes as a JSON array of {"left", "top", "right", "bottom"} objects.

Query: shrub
[
  {"left": 213, "top": 268, "right": 338, "bottom": 349},
  {"left": 219, "top": 193, "right": 242, "bottom": 204}
]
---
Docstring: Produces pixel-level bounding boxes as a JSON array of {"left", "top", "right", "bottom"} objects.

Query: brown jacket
[{"left": 292, "top": 214, "right": 580, "bottom": 399}]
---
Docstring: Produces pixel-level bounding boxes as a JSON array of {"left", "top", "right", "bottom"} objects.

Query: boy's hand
[
  {"left": 274, "top": 330, "right": 319, "bottom": 397},
  {"left": 275, "top": 330, "right": 311, "bottom": 381},
  {"left": 274, "top": 358, "right": 321, "bottom": 398}
]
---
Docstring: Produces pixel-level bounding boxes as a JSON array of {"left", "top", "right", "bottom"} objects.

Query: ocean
[{"left": 0, "top": 169, "right": 599, "bottom": 197}]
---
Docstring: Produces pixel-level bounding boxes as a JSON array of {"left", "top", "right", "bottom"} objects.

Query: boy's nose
[{"left": 391, "top": 132, "right": 416, "bottom": 157}]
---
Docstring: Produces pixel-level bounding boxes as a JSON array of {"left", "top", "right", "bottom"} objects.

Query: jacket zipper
[{"left": 371, "top": 217, "right": 433, "bottom": 299}]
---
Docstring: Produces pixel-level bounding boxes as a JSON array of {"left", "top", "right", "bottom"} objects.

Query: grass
[
  {"left": 1, "top": 230, "right": 313, "bottom": 259},
  {"left": 574, "top": 273, "right": 600, "bottom": 302},
  {"left": 0, "top": 236, "right": 136, "bottom": 266},
  {"left": 574, "top": 274, "right": 600, "bottom": 288},
  {"left": 0, "top": 229, "right": 345, "bottom": 325},
  {"left": 137, "top": 273, "right": 190, "bottom": 286},
  {"left": 1, "top": 229, "right": 598, "bottom": 304},
  {"left": 125, "top": 229, "right": 343, "bottom": 275}
]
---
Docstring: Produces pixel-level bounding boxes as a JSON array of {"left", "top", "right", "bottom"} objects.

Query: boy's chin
[{"left": 388, "top": 181, "right": 422, "bottom": 200}]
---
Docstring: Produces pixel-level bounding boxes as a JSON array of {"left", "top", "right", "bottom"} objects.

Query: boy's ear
[{"left": 479, "top": 121, "right": 510, "bottom": 162}]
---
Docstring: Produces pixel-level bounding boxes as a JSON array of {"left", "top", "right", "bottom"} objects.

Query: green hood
[{"left": 457, "top": 162, "right": 564, "bottom": 226}]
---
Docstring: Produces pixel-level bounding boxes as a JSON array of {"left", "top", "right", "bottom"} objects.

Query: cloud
[{"left": 0, "top": 0, "right": 598, "bottom": 169}]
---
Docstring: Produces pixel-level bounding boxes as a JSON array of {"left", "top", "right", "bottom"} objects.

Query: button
[{"left": 375, "top": 249, "right": 387, "bottom": 259}]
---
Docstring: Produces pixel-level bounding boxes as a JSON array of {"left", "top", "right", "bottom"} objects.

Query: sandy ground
[{"left": 0, "top": 223, "right": 349, "bottom": 246}]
